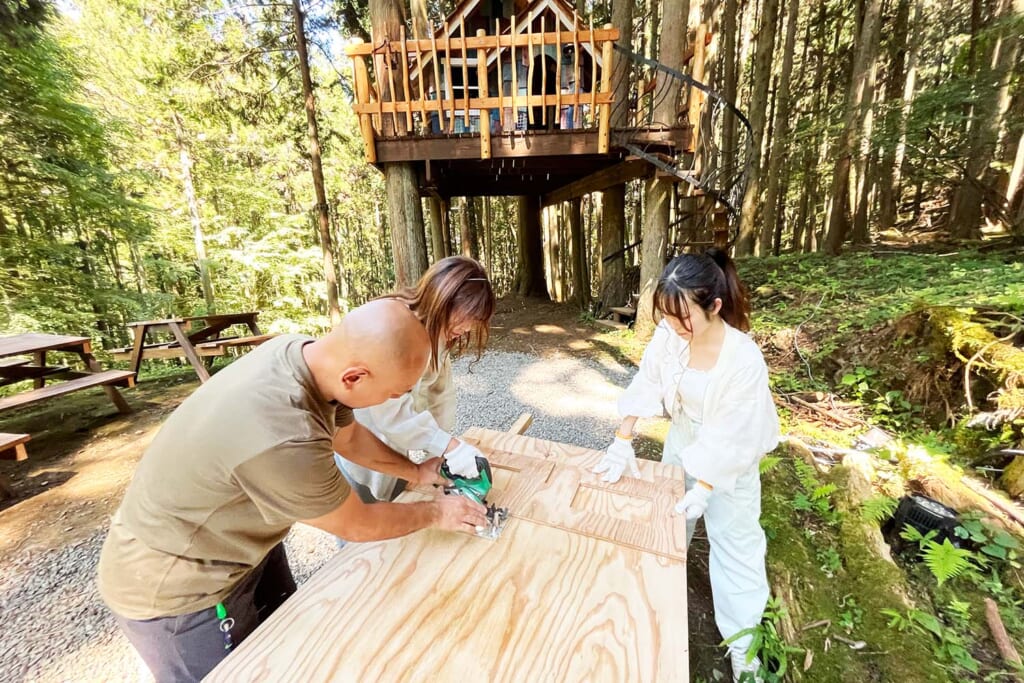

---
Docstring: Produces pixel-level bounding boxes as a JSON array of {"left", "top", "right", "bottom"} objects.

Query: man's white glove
[
  {"left": 444, "top": 441, "right": 482, "bottom": 478},
  {"left": 592, "top": 436, "right": 641, "bottom": 484},
  {"left": 675, "top": 485, "right": 712, "bottom": 520}
]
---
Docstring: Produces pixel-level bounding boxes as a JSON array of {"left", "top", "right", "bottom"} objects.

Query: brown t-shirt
[{"left": 97, "top": 334, "right": 352, "bottom": 620}]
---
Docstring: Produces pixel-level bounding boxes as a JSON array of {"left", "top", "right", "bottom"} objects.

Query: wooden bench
[
  {"left": 0, "top": 370, "right": 136, "bottom": 413},
  {"left": 0, "top": 433, "right": 30, "bottom": 461}
]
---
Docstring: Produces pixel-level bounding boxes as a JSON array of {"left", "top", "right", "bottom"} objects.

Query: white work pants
[{"left": 663, "top": 421, "right": 769, "bottom": 652}]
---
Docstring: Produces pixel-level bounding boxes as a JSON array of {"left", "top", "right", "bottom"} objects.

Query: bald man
[{"left": 97, "top": 300, "right": 487, "bottom": 682}]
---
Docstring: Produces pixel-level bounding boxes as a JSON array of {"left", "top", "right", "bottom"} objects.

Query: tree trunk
[
  {"left": 172, "top": 111, "right": 215, "bottom": 314},
  {"left": 428, "top": 196, "right": 446, "bottom": 261},
  {"left": 823, "top": 0, "right": 883, "bottom": 255},
  {"left": 371, "top": 0, "right": 428, "bottom": 286},
  {"left": 851, "top": 53, "right": 880, "bottom": 245},
  {"left": 759, "top": 0, "right": 800, "bottom": 256},
  {"left": 877, "top": 0, "right": 915, "bottom": 232},
  {"left": 293, "top": 0, "right": 343, "bottom": 322},
  {"left": 636, "top": 0, "right": 688, "bottom": 336},
  {"left": 735, "top": 0, "right": 781, "bottom": 256},
  {"left": 515, "top": 195, "right": 548, "bottom": 298},
  {"left": 483, "top": 197, "right": 492, "bottom": 272},
  {"left": 568, "top": 197, "right": 588, "bottom": 308},
  {"left": 949, "top": 0, "right": 1023, "bottom": 238},
  {"left": 721, "top": 0, "right": 739, "bottom": 175},
  {"left": 600, "top": 186, "right": 629, "bottom": 310},
  {"left": 459, "top": 197, "right": 480, "bottom": 260}
]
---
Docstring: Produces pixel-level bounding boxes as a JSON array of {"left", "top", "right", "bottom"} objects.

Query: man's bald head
[{"left": 303, "top": 299, "right": 430, "bottom": 408}]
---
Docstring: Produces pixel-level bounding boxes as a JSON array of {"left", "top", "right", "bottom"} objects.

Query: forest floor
[{"left": 1, "top": 245, "right": 1023, "bottom": 681}]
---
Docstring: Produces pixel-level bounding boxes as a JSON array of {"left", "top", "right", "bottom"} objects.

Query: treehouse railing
[{"left": 344, "top": 20, "right": 619, "bottom": 162}]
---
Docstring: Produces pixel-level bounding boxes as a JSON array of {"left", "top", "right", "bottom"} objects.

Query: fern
[
  {"left": 812, "top": 483, "right": 837, "bottom": 500},
  {"left": 922, "top": 539, "right": 974, "bottom": 585},
  {"left": 860, "top": 495, "right": 898, "bottom": 524},
  {"left": 759, "top": 455, "right": 781, "bottom": 475}
]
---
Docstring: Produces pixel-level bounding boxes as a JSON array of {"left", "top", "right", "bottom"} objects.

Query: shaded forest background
[{"left": 1, "top": 0, "right": 1021, "bottom": 347}]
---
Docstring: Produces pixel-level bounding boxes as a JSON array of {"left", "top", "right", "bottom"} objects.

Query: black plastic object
[{"left": 884, "top": 494, "right": 960, "bottom": 547}]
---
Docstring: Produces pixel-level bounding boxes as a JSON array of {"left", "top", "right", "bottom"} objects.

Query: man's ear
[{"left": 339, "top": 366, "right": 369, "bottom": 391}]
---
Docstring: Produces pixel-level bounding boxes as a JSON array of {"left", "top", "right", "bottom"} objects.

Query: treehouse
[
  {"left": 350, "top": 0, "right": 704, "bottom": 193},
  {"left": 345, "top": 0, "right": 752, "bottom": 276}
]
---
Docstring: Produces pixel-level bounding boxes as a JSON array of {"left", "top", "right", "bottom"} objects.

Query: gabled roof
[{"left": 409, "top": 0, "right": 601, "bottom": 84}]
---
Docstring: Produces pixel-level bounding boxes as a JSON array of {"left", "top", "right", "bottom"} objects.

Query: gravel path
[{"left": 0, "top": 350, "right": 635, "bottom": 682}]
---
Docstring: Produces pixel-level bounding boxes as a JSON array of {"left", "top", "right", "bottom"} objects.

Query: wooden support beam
[
  {"left": 597, "top": 24, "right": 615, "bottom": 153},
  {"left": 542, "top": 158, "right": 654, "bottom": 206},
  {"left": 344, "top": 30, "right": 621, "bottom": 56},
  {"left": 350, "top": 41, "right": 376, "bottom": 163},
  {"left": 353, "top": 91, "right": 612, "bottom": 116},
  {"left": 508, "top": 413, "right": 533, "bottom": 435},
  {"left": 476, "top": 29, "right": 491, "bottom": 159},
  {"left": 375, "top": 130, "right": 603, "bottom": 163}
]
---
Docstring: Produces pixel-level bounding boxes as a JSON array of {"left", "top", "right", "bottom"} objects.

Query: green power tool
[{"left": 440, "top": 455, "right": 509, "bottom": 540}]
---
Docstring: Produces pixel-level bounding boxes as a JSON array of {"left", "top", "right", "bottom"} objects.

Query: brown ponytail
[{"left": 653, "top": 249, "right": 751, "bottom": 332}]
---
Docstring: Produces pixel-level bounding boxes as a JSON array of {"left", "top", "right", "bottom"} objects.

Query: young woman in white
[
  {"left": 335, "top": 256, "right": 495, "bottom": 504},
  {"left": 594, "top": 249, "right": 779, "bottom": 681}
]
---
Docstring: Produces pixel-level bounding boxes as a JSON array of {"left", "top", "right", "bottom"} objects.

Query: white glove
[
  {"left": 444, "top": 441, "right": 482, "bottom": 478},
  {"left": 675, "top": 485, "right": 712, "bottom": 520},
  {"left": 592, "top": 436, "right": 641, "bottom": 483}
]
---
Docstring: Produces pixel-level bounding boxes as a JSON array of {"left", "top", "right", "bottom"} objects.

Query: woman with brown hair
[
  {"left": 594, "top": 248, "right": 779, "bottom": 682},
  {"left": 335, "top": 256, "right": 496, "bottom": 504}
]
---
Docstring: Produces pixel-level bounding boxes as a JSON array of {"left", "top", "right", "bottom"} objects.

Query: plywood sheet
[{"left": 208, "top": 429, "right": 689, "bottom": 682}]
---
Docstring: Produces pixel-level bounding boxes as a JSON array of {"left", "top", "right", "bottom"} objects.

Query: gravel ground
[{"left": 0, "top": 350, "right": 635, "bottom": 682}]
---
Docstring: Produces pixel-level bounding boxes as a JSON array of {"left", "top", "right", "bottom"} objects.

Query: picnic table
[
  {"left": 207, "top": 424, "right": 689, "bottom": 682},
  {"left": 111, "top": 312, "right": 274, "bottom": 383},
  {"left": 0, "top": 333, "right": 135, "bottom": 419}
]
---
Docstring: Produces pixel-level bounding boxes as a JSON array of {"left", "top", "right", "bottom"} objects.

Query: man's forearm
[
  {"left": 305, "top": 495, "right": 438, "bottom": 542},
  {"left": 335, "top": 422, "right": 420, "bottom": 481}
]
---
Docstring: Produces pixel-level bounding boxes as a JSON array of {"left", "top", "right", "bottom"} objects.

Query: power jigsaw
[{"left": 440, "top": 455, "right": 509, "bottom": 540}]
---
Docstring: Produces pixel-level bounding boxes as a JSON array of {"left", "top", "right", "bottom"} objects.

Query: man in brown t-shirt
[{"left": 97, "top": 300, "right": 487, "bottom": 681}]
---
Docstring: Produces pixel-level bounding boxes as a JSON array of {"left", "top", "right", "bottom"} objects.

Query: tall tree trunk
[
  {"left": 459, "top": 197, "right": 479, "bottom": 259},
  {"left": 636, "top": 0, "right": 689, "bottom": 335},
  {"left": 515, "top": 195, "right": 548, "bottom": 297},
  {"left": 735, "top": 0, "right": 781, "bottom": 255},
  {"left": 598, "top": 0, "right": 632, "bottom": 314},
  {"left": 568, "top": 197, "right": 588, "bottom": 308},
  {"left": 293, "top": 0, "right": 343, "bottom": 322},
  {"left": 371, "top": 0, "right": 428, "bottom": 286},
  {"left": 851, "top": 51, "right": 880, "bottom": 245},
  {"left": 759, "top": 0, "right": 800, "bottom": 255},
  {"left": 428, "top": 196, "right": 446, "bottom": 261},
  {"left": 483, "top": 197, "right": 492, "bottom": 272},
  {"left": 721, "top": 0, "right": 739, "bottom": 175},
  {"left": 823, "top": 0, "right": 883, "bottom": 255},
  {"left": 877, "top": 0, "right": 914, "bottom": 231},
  {"left": 172, "top": 112, "right": 215, "bottom": 313},
  {"left": 949, "top": 0, "right": 1023, "bottom": 238}
]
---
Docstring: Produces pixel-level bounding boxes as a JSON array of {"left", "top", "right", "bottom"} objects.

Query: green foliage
[
  {"left": 837, "top": 594, "right": 864, "bottom": 633},
  {"left": 724, "top": 597, "right": 804, "bottom": 683},
  {"left": 859, "top": 495, "right": 898, "bottom": 525},
  {"left": 791, "top": 458, "right": 839, "bottom": 525},
  {"left": 881, "top": 607, "right": 980, "bottom": 675},
  {"left": 899, "top": 525, "right": 976, "bottom": 586},
  {"left": 955, "top": 512, "right": 1022, "bottom": 568}
]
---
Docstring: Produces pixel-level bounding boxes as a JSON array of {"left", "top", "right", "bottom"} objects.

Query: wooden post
[
  {"left": 495, "top": 19, "right": 503, "bottom": 131},
  {"left": 477, "top": 29, "right": 492, "bottom": 159},
  {"left": 511, "top": 14, "right": 519, "bottom": 129},
  {"left": 400, "top": 26, "right": 413, "bottom": 132},
  {"left": 430, "top": 22, "right": 444, "bottom": 124},
  {"left": 351, "top": 40, "right": 376, "bottom": 162},
  {"left": 526, "top": 10, "right": 534, "bottom": 126},
  {"left": 598, "top": 23, "right": 614, "bottom": 153},
  {"left": 573, "top": 14, "right": 581, "bottom": 129},
  {"left": 443, "top": 22, "right": 456, "bottom": 132},
  {"left": 555, "top": 20, "right": 562, "bottom": 128},
  {"left": 540, "top": 16, "right": 547, "bottom": 128},
  {"left": 460, "top": 17, "right": 470, "bottom": 128},
  {"left": 589, "top": 17, "right": 597, "bottom": 125}
]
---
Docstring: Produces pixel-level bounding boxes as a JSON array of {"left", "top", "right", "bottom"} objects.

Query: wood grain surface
[{"left": 208, "top": 429, "right": 689, "bottom": 682}]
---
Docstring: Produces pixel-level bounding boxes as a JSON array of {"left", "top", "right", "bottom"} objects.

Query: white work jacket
[
  {"left": 618, "top": 320, "right": 780, "bottom": 494},
  {"left": 341, "top": 354, "right": 456, "bottom": 499}
]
